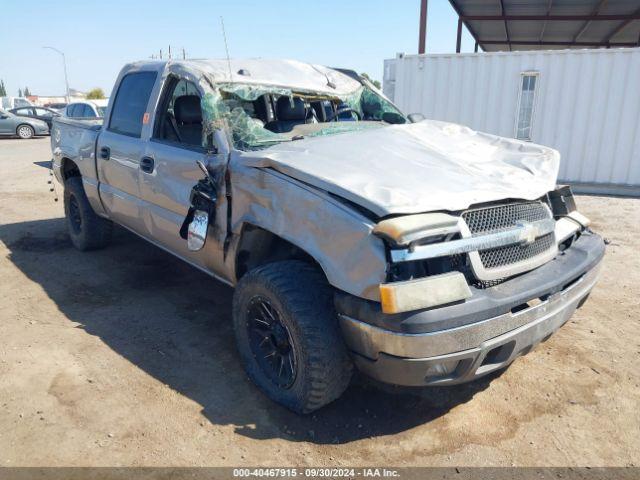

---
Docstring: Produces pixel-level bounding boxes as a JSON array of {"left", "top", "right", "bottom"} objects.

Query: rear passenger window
[
  {"left": 84, "top": 105, "right": 97, "bottom": 118},
  {"left": 108, "top": 71, "right": 157, "bottom": 137}
]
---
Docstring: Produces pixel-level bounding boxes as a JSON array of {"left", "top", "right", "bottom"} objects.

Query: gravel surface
[{"left": 0, "top": 137, "right": 638, "bottom": 467}]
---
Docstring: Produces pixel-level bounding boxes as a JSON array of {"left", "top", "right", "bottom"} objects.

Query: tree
[
  {"left": 0, "top": 80, "right": 6, "bottom": 97},
  {"left": 24, "top": 86, "right": 31, "bottom": 97},
  {"left": 18, "top": 88, "right": 23, "bottom": 97},
  {"left": 86, "top": 88, "right": 105, "bottom": 100},
  {"left": 360, "top": 73, "right": 381, "bottom": 90}
]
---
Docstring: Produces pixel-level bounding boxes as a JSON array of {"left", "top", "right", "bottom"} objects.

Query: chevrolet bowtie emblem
[{"left": 516, "top": 220, "right": 538, "bottom": 245}]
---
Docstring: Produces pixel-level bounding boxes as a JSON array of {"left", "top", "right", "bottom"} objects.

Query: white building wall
[{"left": 384, "top": 48, "right": 640, "bottom": 194}]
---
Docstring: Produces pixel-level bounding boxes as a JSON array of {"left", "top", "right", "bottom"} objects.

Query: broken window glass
[{"left": 201, "top": 83, "right": 406, "bottom": 151}]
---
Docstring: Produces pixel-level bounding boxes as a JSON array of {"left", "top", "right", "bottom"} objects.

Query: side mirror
[
  {"left": 187, "top": 211, "right": 209, "bottom": 251},
  {"left": 180, "top": 161, "right": 218, "bottom": 251},
  {"left": 408, "top": 113, "right": 425, "bottom": 123}
]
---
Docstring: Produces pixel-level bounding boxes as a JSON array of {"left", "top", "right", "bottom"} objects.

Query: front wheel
[
  {"left": 232, "top": 261, "right": 353, "bottom": 413},
  {"left": 16, "top": 124, "right": 34, "bottom": 139}
]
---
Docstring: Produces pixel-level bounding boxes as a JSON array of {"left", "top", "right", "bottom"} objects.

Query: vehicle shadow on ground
[
  {"left": 0, "top": 217, "right": 499, "bottom": 444},
  {"left": 0, "top": 136, "right": 49, "bottom": 141}
]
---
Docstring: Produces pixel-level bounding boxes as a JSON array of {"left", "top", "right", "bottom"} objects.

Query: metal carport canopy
[{"left": 448, "top": 0, "right": 640, "bottom": 52}]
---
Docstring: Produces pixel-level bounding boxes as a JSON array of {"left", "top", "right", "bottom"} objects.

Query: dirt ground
[{"left": 0, "top": 137, "right": 638, "bottom": 467}]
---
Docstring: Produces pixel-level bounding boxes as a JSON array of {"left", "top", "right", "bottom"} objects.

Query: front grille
[
  {"left": 462, "top": 201, "right": 556, "bottom": 279},
  {"left": 479, "top": 231, "right": 555, "bottom": 269},
  {"left": 463, "top": 201, "right": 550, "bottom": 235}
]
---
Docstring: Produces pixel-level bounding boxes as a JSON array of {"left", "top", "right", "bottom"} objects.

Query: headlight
[{"left": 372, "top": 212, "right": 460, "bottom": 246}]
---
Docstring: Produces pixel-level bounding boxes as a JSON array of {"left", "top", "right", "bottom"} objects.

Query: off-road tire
[
  {"left": 17, "top": 124, "right": 34, "bottom": 139},
  {"left": 233, "top": 260, "right": 353, "bottom": 413},
  {"left": 64, "top": 176, "right": 113, "bottom": 251}
]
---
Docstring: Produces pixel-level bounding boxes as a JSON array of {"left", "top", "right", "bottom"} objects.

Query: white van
[{"left": 0, "top": 96, "right": 34, "bottom": 110}]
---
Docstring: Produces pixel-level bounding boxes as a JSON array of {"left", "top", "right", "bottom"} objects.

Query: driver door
[{"left": 139, "top": 76, "right": 229, "bottom": 274}]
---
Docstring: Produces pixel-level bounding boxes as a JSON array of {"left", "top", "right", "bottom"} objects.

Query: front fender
[{"left": 229, "top": 162, "right": 387, "bottom": 301}]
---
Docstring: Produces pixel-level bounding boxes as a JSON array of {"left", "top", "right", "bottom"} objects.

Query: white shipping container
[{"left": 384, "top": 48, "right": 640, "bottom": 195}]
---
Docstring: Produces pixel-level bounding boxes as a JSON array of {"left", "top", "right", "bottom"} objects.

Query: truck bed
[{"left": 51, "top": 117, "right": 103, "bottom": 185}]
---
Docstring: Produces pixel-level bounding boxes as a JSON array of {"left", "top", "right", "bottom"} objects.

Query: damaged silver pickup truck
[{"left": 51, "top": 58, "right": 604, "bottom": 413}]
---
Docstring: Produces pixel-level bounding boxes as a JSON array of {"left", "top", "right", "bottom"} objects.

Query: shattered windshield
[{"left": 201, "top": 83, "right": 406, "bottom": 151}]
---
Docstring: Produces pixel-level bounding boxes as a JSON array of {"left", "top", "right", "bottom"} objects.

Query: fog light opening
[
  {"left": 481, "top": 341, "right": 515, "bottom": 367},
  {"left": 424, "top": 360, "right": 459, "bottom": 381}
]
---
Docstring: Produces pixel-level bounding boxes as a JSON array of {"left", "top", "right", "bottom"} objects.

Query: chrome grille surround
[{"left": 460, "top": 201, "right": 558, "bottom": 281}]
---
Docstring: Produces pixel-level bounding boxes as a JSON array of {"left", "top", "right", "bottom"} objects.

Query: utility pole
[
  {"left": 43, "top": 46, "right": 70, "bottom": 103},
  {"left": 418, "top": 0, "right": 428, "bottom": 54}
]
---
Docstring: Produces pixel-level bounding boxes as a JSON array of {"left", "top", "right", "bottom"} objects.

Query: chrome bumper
[{"left": 340, "top": 260, "right": 602, "bottom": 386}]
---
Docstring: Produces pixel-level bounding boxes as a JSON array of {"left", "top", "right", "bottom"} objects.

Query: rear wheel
[
  {"left": 63, "top": 176, "right": 113, "bottom": 251},
  {"left": 233, "top": 261, "right": 353, "bottom": 413},
  {"left": 16, "top": 124, "right": 34, "bottom": 139}
]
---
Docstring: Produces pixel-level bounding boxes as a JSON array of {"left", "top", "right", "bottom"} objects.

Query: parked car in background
[
  {"left": 64, "top": 100, "right": 108, "bottom": 119},
  {"left": 45, "top": 102, "right": 68, "bottom": 112},
  {"left": 0, "top": 108, "right": 49, "bottom": 139},
  {"left": 0, "top": 96, "right": 34, "bottom": 110},
  {"left": 10, "top": 106, "right": 60, "bottom": 129}
]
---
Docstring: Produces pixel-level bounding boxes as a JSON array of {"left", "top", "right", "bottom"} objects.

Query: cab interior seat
[
  {"left": 174, "top": 95, "right": 202, "bottom": 146},
  {"left": 265, "top": 96, "right": 316, "bottom": 133}
]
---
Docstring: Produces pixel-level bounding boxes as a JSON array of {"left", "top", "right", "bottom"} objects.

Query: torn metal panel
[
  {"left": 245, "top": 120, "right": 560, "bottom": 217},
  {"left": 228, "top": 157, "right": 388, "bottom": 301}
]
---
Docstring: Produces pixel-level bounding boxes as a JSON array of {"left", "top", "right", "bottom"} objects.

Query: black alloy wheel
[{"left": 245, "top": 296, "right": 297, "bottom": 389}]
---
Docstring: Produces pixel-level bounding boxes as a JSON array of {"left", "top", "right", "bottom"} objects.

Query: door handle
[
  {"left": 99, "top": 146, "right": 110, "bottom": 160},
  {"left": 140, "top": 156, "right": 155, "bottom": 174}
]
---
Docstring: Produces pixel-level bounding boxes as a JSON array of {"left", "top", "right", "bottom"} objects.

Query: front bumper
[{"left": 337, "top": 232, "right": 605, "bottom": 386}]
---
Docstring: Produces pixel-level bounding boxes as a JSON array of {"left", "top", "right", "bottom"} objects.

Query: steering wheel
[{"left": 326, "top": 107, "right": 362, "bottom": 122}]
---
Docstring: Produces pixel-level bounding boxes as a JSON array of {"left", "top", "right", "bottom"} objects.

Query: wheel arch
[
  {"left": 60, "top": 157, "right": 81, "bottom": 180},
  {"left": 234, "top": 223, "right": 329, "bottom": 283}
]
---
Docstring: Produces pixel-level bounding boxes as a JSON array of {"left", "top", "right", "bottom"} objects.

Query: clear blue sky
[{"left": 0, "top": 0, "right": 475, "bottom": 97}]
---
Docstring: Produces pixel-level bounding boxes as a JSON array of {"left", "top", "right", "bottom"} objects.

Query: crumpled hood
[{"left": 244, "top": 120, "right": 560, "bottom": 217}]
